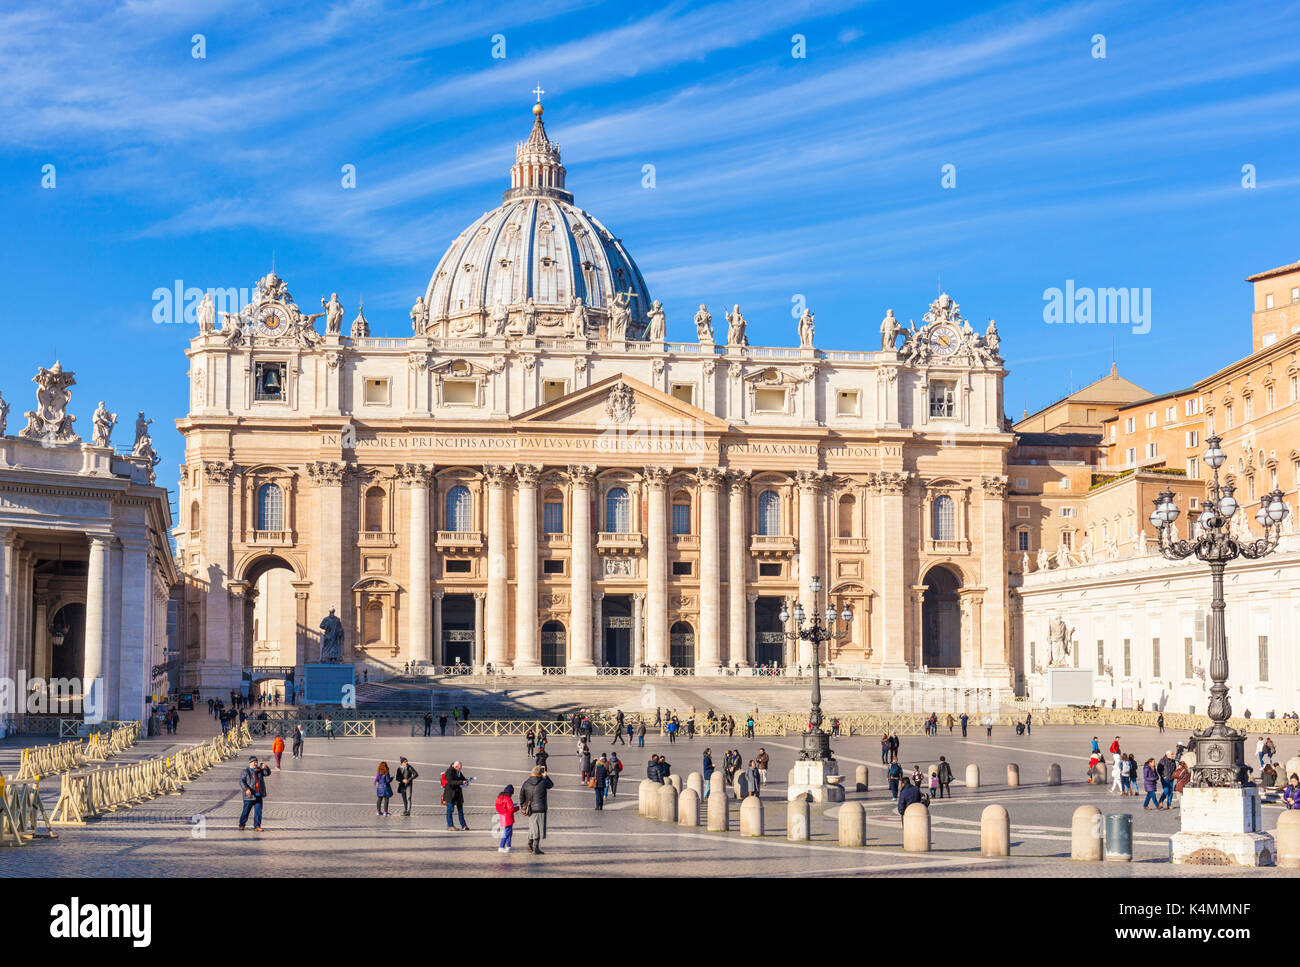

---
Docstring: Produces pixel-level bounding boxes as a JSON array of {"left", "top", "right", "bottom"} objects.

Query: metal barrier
[
  {"left": 0, "top": 778, "right": 56, "bottom": 846},
  {"left": 342, "top": 720, "right": 377, "bottom": 737},
  {"left": 14, "top": 722, "right": 141, "bottom": 779},
  {"left": 247, "top": 718, "right": 376, "bottom": 737}
]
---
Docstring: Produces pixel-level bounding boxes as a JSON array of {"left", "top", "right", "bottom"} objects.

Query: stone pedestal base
[
  {"left": 1170, "top": 786, "right": 1275, "bottom": 867},
  {"left": 788, "top": 758, "right": 839, "bottom": 803}
]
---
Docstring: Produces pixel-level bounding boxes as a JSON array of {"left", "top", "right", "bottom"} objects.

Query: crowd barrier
[
  {"left": 0, "top": 777, "right": 56, "bottom": 846},
  {"left": 15, "top": 722, "right": 141, "bottom": 780},
  {"left": 50, "top": 723, "right": 253, "bottom": 826}
]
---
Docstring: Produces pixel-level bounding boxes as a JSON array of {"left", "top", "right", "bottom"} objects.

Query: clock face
[
  {"left": 929, "top": 324, "right": 960, "bottom": 356},
  {"left": 253, "top": 304, "right": 289, "bottom": 337}
]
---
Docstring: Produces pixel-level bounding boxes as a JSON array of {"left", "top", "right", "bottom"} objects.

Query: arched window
[
  {"left": 838, "top": 494, "right": 854, "bottom": 538},
  {"left": 256, "top": 484, "right": 283, "bottom": 531},
  {"left": 932, "top": 494, "right": 955, "bottom": 541},
  {"left": 671, "top": 492, "right": 691, "bottom": 536},
  {"left": 189, "top": 500, "right": 200, "bottom": 532},
  {"left": 445, "top": 485, "right": 472, "bottom": 531},
  {"left": 364, "top": 486, "right": 385, "bottom": 532},
  {"left": 364, "top": 600, "right": 383, "bottom": 645},
  {"left": 605, "top": 487, "right": 631, "bottom": 533},
  {"left": 543, "top": 489, "right": 564, "bottom": 534},
  {"left": 757, "top": 490, "right": 781, "bottom": 536}
]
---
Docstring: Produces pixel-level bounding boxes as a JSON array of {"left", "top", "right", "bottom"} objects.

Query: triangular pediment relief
[
  {"left": 512, "top": 373, "right": 730, "bottom": 432},
  {"left": 741, "top": 366, "right": 803, "bottom": 386},
  {"left": 431, "top": 358, "right": 492, "bottom": 378}
]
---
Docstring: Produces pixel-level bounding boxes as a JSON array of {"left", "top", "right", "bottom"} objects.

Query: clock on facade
[
  {"left": 253, "top": 304, "right": 290, "bottom": 337},
  {"left": 928, "top": 323, "right": 960, "bottom": 356}
]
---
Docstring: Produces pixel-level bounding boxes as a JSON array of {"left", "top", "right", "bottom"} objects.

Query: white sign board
[{"left": 1045, "top": 668, "right": 1094, "bottom": 707}]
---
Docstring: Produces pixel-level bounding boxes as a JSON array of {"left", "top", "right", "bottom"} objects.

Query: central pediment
[{"left": 513, "top": 373, "right": 730, "bottom": 433}]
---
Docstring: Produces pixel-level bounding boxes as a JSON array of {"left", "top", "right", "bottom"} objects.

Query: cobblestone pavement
[{"left": 6, "top": 718, "right": 1299, "bottom": 877}]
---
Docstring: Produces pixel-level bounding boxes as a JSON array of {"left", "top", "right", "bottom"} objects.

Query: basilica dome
[{"left": 420, "top": 100, "right": 654, "bottom": 341}]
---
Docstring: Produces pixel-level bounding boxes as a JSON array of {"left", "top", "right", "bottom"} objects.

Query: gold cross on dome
[{"left": 533, "top": 85, "right": 545, "bottom": 103}]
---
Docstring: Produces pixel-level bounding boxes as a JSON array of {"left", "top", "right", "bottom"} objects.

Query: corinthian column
[
  {"left": 727, "top": 471, "right": 749, "bottom": 668},
  {"left": 643, "top": 466, "right": 670, "bottom": 667},
  {"left": 698, "top": 467, "right": 724, "bottom": 671},
  {"left": 484, "top": 465, "right": 512, "bottom": 669},
  {"left": 514, "top": 464, "right": 541, "bottom": 672},
  {"left": 401, "top": 464, "right": 432, "bottom": 665},
  {"left": 83, "top": 534, "right": 112, "bottom": 723},
  {"left": 567, "top": 466, "right": 595, "bottom": 670},
  {"left": 796, "top": 470, "right": 825, "bottom": 669}
]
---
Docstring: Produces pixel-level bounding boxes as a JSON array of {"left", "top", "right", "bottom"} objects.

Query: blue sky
[{"left": 2, "top": 0, "right": 1299, "bottom": 499}]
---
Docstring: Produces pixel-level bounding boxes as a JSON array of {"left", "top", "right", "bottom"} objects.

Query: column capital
[
  {"left": 307, "top": 460, "right": 348, "bottom": 486},
  {"left": 643, "top": 465, "right": 672, "bottom": 489},
  {"left": 473, "top": 591, "right": 487, "bottom": 601},
  {"left": 697, "top": 466, "right": 726, "bottom": 492},
  {"left": 593, "top": 591, "right": 605, "bottom": 602},
  {"left": 396, "top": 463, "right": 435, "bottom": 486},
  {"left": 514, "top": 463, "right": 542, "bottom": 487},
  {"left": 746, "top": 592, "right": 759, "bottom": 603},
  {"left": 727, "top": 469, "right": 750, "bottom": 495},
  {"left": 565, "top": 464, "right": 597, "bottom": 487},
  {"left": 795, "top": 469, "right": 829, "bottom": 493},
  {"left": 979, "top": 473, "right": 1009, "bottom": 498},
  {"left": 483, "top": 464, "right": 514, "bottom": 488},
  {"left": 202, "top": 460, "right": 238, "bottom": 485},
  {"left": 433, "top": 589, "right": 445, "bottom": 600},
  {"left": 86, "top": 533, "right": 113, "bottom": 550}
]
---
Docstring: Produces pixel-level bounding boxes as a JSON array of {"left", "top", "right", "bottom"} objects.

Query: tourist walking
[
  {"left": 534, "top": 746, "right": 549, "bottom": 771},
  {"left": 324, "top": 716, "right": 335, "bottom": 740},
  {"left": 897, "top": 776, "right": 920, "bottom": 815},
  {"left": 494, "top": 784, "right": 518, "bottom": 852},
  {"left": 937, "top": 756, "right": 953, "bottom": 798},
  {"left": 395, "top": 757, "right": 419, "bottom": 816},
  {"left": 667, "top": 718, "right": 678, "bottom": 743},
  {"left": 746, "top": 715, "right": 755, "bottom": 739},
  {"left": 757, "top": 748, "right": 769, "bottom": 783},
  {"left": 375, "top": 761, "right": 394, "bottom": 816},
  {"left": 609, "top": 752, "right": 622, "bottom": 796},
  {"left": 1141, "top": 758, "right": 1159, "bottom": 809},
  {"left": 747, "top": 759, "right": 761, "bottom": 796},
  {"left": 526, "top": 729, "right": 536, "bottom": 758},
  {"left": 593, "top": 755, "right": 609, "bottom": 810},
  {"left": 442, "top": 760, "right": 472, "bottom": 830},
  {"left": 612, "top": 710, "right": 625, "bottom": 745},
  {"left": 887, "top": 760, "right": 903, "bottom": 800},
  {"left": 888, "top": 732, "right": 900, "bottom": 763},
  {"left": 439, "top": 713, "right": 448, "bottom": 736},
  {"left": 959, "top": 712, "right": 968, "bottom": 737},
  {"left": 880, "top": 732, "right": 890, "bottom": 765},
  {"left": 1157, "top": 713, "right": 1165, "bottom": 734},
  {"left": 1157, "top": 751, "right": 1177, "bottom": 808},
  {"left": 271, "top": 733, "right": 285, "bottom": 769},
  {"left": 579, "top": 741, "right": 592, "bottom": 783},
  {"left": 946, "top": 713, "right": 954, "bottom": 734},
  {"left": 1025, "top": 712, "right": 1032, "bottom": 735},
  {"left": 637, "top": 721, "right": 646, "bottom": 747},
  {"left": 984, "top": 715, "right": 993, "bottom": 737},
  {"left": 520, "top": 766, "right": 553, "bottom": 854},
  {"left": 702, "top": 748, "right": 715, "bottom": 798},
  {"left": 238, "top": 756, "right": 272, "bottom": 831},
  {"left": 292, "top": 724, "right": 304, "bottom": 758}
]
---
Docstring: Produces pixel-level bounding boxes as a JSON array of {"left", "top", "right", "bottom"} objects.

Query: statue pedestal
[
  {"left": 302, "top": 663, "right": 356, "bottom": 705},
  {"left": 1170, "top": 786, "right": 1275, "bottom": 867},
  {"left": 787, "top": 758, "right": 843, "bottom": 803}
]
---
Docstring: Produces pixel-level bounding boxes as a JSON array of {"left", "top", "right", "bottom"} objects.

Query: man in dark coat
[
  {"left": 520, "top": 766, "right": 554, "bottom": 854},
  {"left": 647, "top": 755, "right": 662, "bottom": 783},
  {"left": 896, "top": 777, "right": 921, "bottom": 816},
  {"left": 442, "top": 760, "right": 471, "bottom": 830},
  {"left": 395, "top": 757, "right": 419, "bottom": 816},
  {"left": 238, "top": 756, "right": 272, "bottom": 831},
  {"left": 702, "top": 749, "right": 715, "bottom": 797},
  {"left": 593, "top": 755, "right": 609, "bottom": 810},
  {"left": 936, "top": 756, "right": 954, "bottom": 798}
]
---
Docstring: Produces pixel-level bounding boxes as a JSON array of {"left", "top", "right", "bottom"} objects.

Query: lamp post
[
  {"left": 1149, "top": 434, "right": 1289, "bottom": 787},
  {"left": 781, "top": 576, "right": 852, "bottom": 762}
]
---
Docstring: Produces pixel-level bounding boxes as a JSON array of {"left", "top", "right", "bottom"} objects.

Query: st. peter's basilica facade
[{"left": 174, "top": 100, "right": 1014, "bottom": 691}]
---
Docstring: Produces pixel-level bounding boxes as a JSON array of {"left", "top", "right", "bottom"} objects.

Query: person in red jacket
[
  {"left": 494, "top": 784, "right": 519, "bottom": 853},
  {"left": 1109, "top": 737, "right": 1121, "bottom": 756}
]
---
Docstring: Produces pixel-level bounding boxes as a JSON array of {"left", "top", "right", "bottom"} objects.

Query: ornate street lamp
[
  {"left": 780, "top": 576, "right": 852, "bottom": 762},
  {"left": 1149, "top": 434, "right": 1289, "bottom": 787}
]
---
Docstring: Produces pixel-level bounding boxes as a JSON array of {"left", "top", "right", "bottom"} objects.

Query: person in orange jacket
[
  {"left": 271, "top": 733, "right": 286, "bottom": 769},
  {"left": 494, "top": 784, "right": 519, "bottom": 853}
]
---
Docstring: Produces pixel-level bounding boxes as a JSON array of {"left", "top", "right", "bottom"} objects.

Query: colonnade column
[
  {"left": 514, "top": 465, "right": 541, "bottom": 672},
  {"left": 746, "top": 593, "right": 758, "bottom": 667},
  {"left": 484, "top": 465, "right": 512, "bottom": 669},
  {"left": 473, "top": 592, "right": 486, "bottom": 668},
  {"left": 876, "top": 471, "right": 912, "bottom": 676},
  {"left": 643, "top": 466, "right": 670, "bottom": 667},
  {"left": 632, "top": 593, "right": 645, "bottom": 669},
  {"left": 402, "top": 464, "right": 432, "bottom": 666},
  {"left": 796, "top": 470, "right": 824, "bottom": 669},
  {"left": 83, "top": 534, "right": 112, "bottom": 723},
  {"left": 0, "top": 530, "right": 14, "bottom": 733},
  {"left": 593, "top": 592, "right": 604, "bottom": 666},
  {"left": 432, "top": 591, "right": 444, "bottom": 668},
  {"left": 567, "top": 466, "right": 595, "bottom": 669},
  {"left": 727, "top": 472, "right": 749, "bottom": 668},
  {"left": 698, "top": 467, "right": 724, "bottom": 670}
]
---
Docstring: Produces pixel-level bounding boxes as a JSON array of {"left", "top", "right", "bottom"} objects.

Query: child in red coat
[{"left": 494, "top": 785, "right": 519, "bottom": 853}]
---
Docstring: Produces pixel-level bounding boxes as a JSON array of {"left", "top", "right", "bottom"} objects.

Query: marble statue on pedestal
[
  {"left": 608, "top": 293, "right": 631, "bottom": 340},
  {"left": 409, "top": 295, "right": 429, "bottom": 335},
  {"left": 797, "top": 308, "right": 815, "bottom": 348},
  {"left": 320, "top": 608, "right": 345, "bottom": 662},
  {"left": 197, "top": 293, "right": 216, "bottom": 334},
  {"left": 323, "top": 293, "right": 345, "bottom": 335},
  {"left": 0, "top": 390, "right": 8, "bottom": 436},
  {"left": 694, "top": 304, "right": 713, "bottom": 342},
  {"left": 725, "top": 304, "right": 749, "bottom": 347},
  {"left": 568, "top": 297, "right": 587, "bottom": 338},
  {"left": 19, "top": 361, "right": 79, "bottom": 445},
  {"left": 880, "top": 309, "right": 902, "bottom": 351},
  {"left": 92, "top": 401, "right": 117, "bottom": 448},
  {"left": 646, "top": 300, "right": 666, "bottom": 342},
  {"left": 1048, "top": 616, "right": 1072, "bottom": 667}
]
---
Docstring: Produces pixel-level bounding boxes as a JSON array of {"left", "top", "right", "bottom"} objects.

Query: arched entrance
[
  {"left": 541, "top": 621, "right": 566, "bottom": 667},
  {"left": 50, "top": 603, "right": 86, "bottom": 683},
  {"left": 602, "top": 596, "right": 632, "bottom": 667},
  {"left": 669, "top": 621, "right": 695, "bottom": 669},
  {"left": 243, "top": 556, "right": 298, "bottom": 670},
  {"left": 755, "top": 597, "right": 785, "bottom": 666},
  {"left": 922, "top": 565, "right": 962, "bottom": 669}
]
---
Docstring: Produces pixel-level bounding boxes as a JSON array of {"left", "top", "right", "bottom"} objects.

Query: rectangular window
[
  {"left": 1165, "top": 405, "right": 1176, "bottom": 422},
  {"left": 1060, "top": 478, "right": 1072, "bottom": 490},
  {"left": 1029, "top": 642, "right": 1036, "bottom": 670},
  {"left": 542, "top": 559, "right": 564, "bottom": 575},
  {"left": 1186, "top": 457, "right": 1199, "bottom": 479},
  {"left": 929, "top": 381, "right": 957, "bottom": 418},
  {"left": 1145, "top": 412, "right": 1156, "bottom": 428},
  {"left": 1184, "top": 637, "right": 1194, "bottom": 679},
  {"left": 1016, "top": 477, "right": 1029, "bottom": 490},
  {"left": 1060, "top": 531, "right": 1072, "bottom": 549},
  {"left": 1017, "top": 531, "right": 1030, "bottom": 551},
  {"left": 1152, "top": 638, "right": 1160, "bottom": 679},
  {"left": 1123, "top": 638, "right": 1131, "bottom": 678},
  {"left": 758, "top": 562, "right": 781, "bottom": 577},
  {"left": 836, "top": 390, "right": 859, "bottom": 416},
  {"left": 1293, "top": 376, "right": 1299, "bottom": 402},
  {"left": 1267, "top": 386, "right": 1274, "bottom": 410},
  {"left": 1292, "top": 287, "right": 1299, "bottom": 304},
  {"left": 1259, "top": 635, "right": 1269, "bottom": 683},
  {"left": 445, "top": 559, "right": 471, "bottom": 574},
  {"left": 1109, "top": 425, "right": 1116, "bottom": 442},
  {"left": 1126, "top": 447, "right": 1136, "bottom": 465},
  {"left": 1145, "top": 442, "right": 1157, "bottom": 459},
  {"left": 754, "top": 388, "right": 785, "bottom": 413},
  {"left": 543, "top": 502, "right": 563, "bottom": 534},
  {"left": 1125, "top": 417, "right": 1136, "bottom": 433},
  {"left": 671, "top": 383, "right": 694, "bottom": 406},
  {"left": 254, "top": 361, "right": 287, "bottom": 402},
  {"left": 364, "top": 378, "right": 390, "bottom": 405},
  {"left": 444, "top": 380, "right": 476, "bottom": 404},
  {"left": 1266, "top": 292, "right": 1275, "bottom": 309},
  {"left": 671, "top": 504, "right": 690, "bottom": 536},
  {"left": 671, "top": 561, "right": 693, "bottom": 576},
  {"left": 543, "top": 379, "right": 567, "bottom": 403},
  {"left": 1185, "top": 430, "right": 1199, "bottom": 448},
  {"left": 1096, "top": 640, "right": 1105, "bottom": 672},
  {"left": 1059, "top": 507, "right": 1076, "bottom": 518}
]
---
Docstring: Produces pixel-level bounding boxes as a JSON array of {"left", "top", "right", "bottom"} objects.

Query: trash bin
[{"left": 1104, "top": 812, "right": 1132, "bottom": 862}]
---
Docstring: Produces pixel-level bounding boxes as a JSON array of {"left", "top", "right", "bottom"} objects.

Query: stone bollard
[
  {"left": 1276, "top": 810, "right": 1300, "bottom": 868},
  {"left": 657, "top": 783, "right": 678, "bottom": 823},
  {"left": 638, "top": 779, "right": 657, "bottom": 819},
  {"left": 1047, "top": 763, "right": 1062, "bottom": 786},
  {"left": 980, "top": 804, "right": 1010, "bottom": 857},
  {"left": 740, "top": 795, "right": 764, "bottom": 837},
  {"left": 786, "top": 796, "right": 810, "bottom": 841},
  {"left": 855, "top": 765, "right": 869, "bottom": 793},
  {"left": 668, "top": 773, "right": 682, "bottom": 793},
  {"left": 1071, "top": 805, "right": 1103, "bottom": 861},
  {"left": 687, "top": 772, "right": 704, "bottom": 799},
  {"left": 965, "top": 763, "right": 980, "bottom": 789},
  {"left": 678, "top": 788, "right": 700, "bottom": 827},
  {"left": 838, "top": 800, "right": 866, "bottom": 846},
  {"left": 787, "top": 767, "right": 796, "bottom": 789},
  {"left": 903, "top": 801, "right": 930, "bottom": 852},
  {"left": 1006, "top": 764, "right": 1019, "bottom": 788},
  {"left": 707, "top": 786, "right": 730, "bottom": 831}
]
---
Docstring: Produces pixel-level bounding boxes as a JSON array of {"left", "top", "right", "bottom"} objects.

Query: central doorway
[
  {"left": 602, "top": 595, "right": 632, "bottom": 667},
  {"left": 922, "top": 565, "right": 962, "bottom": 669},
  {"left": 541, "top": 620, "right": 566, "bottom": 667},
  {"left": 669, "top": 621, "right": 695, "bottom": 669},
  {"left": 442, "top": 594, "right": 476, "bottom": 667},
  {"left": 755, "top": 597, "right": 785, "bottom": 666}
]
